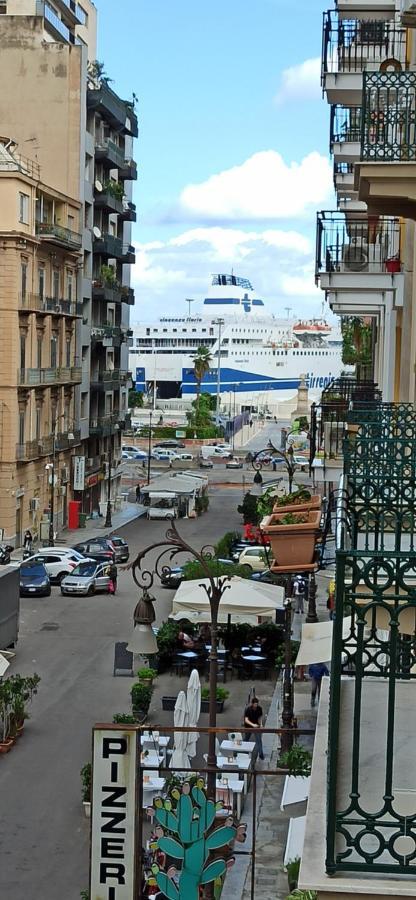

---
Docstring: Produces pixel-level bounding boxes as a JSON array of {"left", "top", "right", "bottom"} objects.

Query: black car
[
  {"left": 153, "top": 440, "right": 186, "bottom": 449},
  {"left": 251, "top": 570, "right": 281, "bottom": 585},
  {"left": 161, "top": 558, "right": 235, "bottom": 589},
  {"left": 20, "top": 561, "right": 51, "bottom": 597},
  {"left": 109, "top": 535, "right": 129, "bottom": 563},
  {"left": 72, "top": 538, "right": 116, "bottom": 563}
]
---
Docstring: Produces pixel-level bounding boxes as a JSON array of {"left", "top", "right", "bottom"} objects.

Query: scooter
[{"left": 0, "top": 544, "right": 13, "bottom": 565}]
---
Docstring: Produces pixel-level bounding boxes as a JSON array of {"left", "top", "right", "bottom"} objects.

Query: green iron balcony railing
[
  {"left": 322, "top": 11, "right": 407, "bottom": 81},
  {"left": 316, "top": 212, "right": 401, "bottom": 279},
  {"left": 362, "top": 71, "right": 416, "bottom": 162}
]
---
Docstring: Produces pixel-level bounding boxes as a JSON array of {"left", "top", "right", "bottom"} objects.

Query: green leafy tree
[
  {"left": 238, "top": 492, "right": 260, "bottom": 525},
  {"left": 128, "top": 389, "right": 144, "bottom": 408},
  {"left": 182, "top": 558, "right": 251, "bottom": 581},
  {"left": 192, "top": 348, "right": 212, "bottom": 415},
  {"left": 214, "top": 531, "right": 241, "bottom": 559}
]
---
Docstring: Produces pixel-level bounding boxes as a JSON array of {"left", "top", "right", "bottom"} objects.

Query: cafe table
[
  {"left": 220, "top": 739, "right": 255, "bottom": 755},
  {"left": 216, "top": 778, "right": 245, "bottom": 818}
]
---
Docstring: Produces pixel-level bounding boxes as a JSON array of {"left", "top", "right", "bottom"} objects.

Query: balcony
[
  {"left": 36, "top": 0, "right": 76, "bottom": 43},
  {"left": 94, "top": 190, "right": 124, "bottom": 215},
  {"left": 322, "top": 12, "right": 407, "bottom": 104},
  {"left": 309, "top": 378, "right": 382, "bottom": 480},
  {"left": 337, "top": 0, "right": 395, "bottom": 10},
  {"left": 316, "top": 212, "right": 403, "bottom": 312},
  {"left": 95, "top": 139, "right": 125, "bottom": 169},
  {"left": 330, "top": 105, "right": 362, "bottom": 161},
  {"left": 121, "top": 243, "right": 136, "bottom": 264},
  {"left": 333, "top": 161, "right": 355, "bottom": 196},
  {"left": 15, "top": 428, "right": 80, "bottom": 461},
  {"left": 92, "top": 282, "right": 123, "bottom": 304},
  {"left": 93, "top": 232, "right": 123, "bottom": 259},
  {"left": 119, "top": 158, "right": 137, "bottom": 181},
  {"left": 55, "top": 429, "right": 81, "bottom": 450},
  {"left": 90, "top": 370, "right": 126, "bottom": 389},
  {"left": 89, "top": 412, "right": 122, "bottom": 436},
  {"left": 357, "top": 71, "right": 416, "bottom": 219},
  {"left": 17, "top": 367, "right": 82, "bottom": 387},
  {"left": 119, "top": 201, "right": 137, "bottom": 223},
  {"left": 36, "top": 222, "right": 82, "bottom": 251},
  {"left": 87, "top": 84, "right": 138, "bottom": 137},
  {"left": 90, "top": 325, "right": 127, "bottom": 347},
  {"left": 18, "top": 293, "right": 82, "bottom": 317}
]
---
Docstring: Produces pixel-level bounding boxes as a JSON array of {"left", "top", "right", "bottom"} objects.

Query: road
[{"left": 0, "top": 482, "right": 244, "bottom": 900}]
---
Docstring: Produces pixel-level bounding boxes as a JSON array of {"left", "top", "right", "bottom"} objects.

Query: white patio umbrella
[
  {"left": 186, "top": 669, "right": 201, "bottom": 759},
  {"left": 170, "top": 690, "right": 191, "bottom": 772}
]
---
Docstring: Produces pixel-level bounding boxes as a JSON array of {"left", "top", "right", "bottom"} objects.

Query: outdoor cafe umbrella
[
  {"left": 186, "top": 668, "right": 201, "bottom": 759},
  {"left": 170, "top": 690, "right": 191, "bottom": 772},
  {"left": 170, "top": 576, "right": 284, "bottom": 625}
]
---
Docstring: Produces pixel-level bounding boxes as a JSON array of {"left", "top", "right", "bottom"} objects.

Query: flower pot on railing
[
  {"left": 385, "top": 257, "right": 401, "bottom": 274},
  {"left": 272, "top": 490, "right": 321, "bottom": 515},
  {"left": 260, "top": 509, "right": 321, "bottom": 568}
]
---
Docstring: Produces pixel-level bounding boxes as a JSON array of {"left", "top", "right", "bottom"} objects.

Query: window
[
  {"left": 19, "top": 192, "right": 29, "bottom": 225},
  {"left": 35, "top": 407, "right": 41, "bottom": 441},
  {"left": 21, "top": 260, "right": 28, "bottom": 300},
  {"left": 37, "top": 335, "right": 42, "bottom": 369},
  {"left": 53, "top": 270, "right": 60, "bottom": 300},
  {"left": 50, "top": 335, "right": 58, "bottom": 368},
  {"left": 19, "top": 334, "right": 26, "bottom": 371},
  {"left": 76, "top": 3, "right": 88, "bottom": 25},
  {"left": 65, "top": 338, "right": 71, "bottom": 368},
  {"left": 18, "top": 411, "right": 25, "bottom": 446},
  {"left": 38, "top": 266, "right": 45, "bottom": 301},
  {"left": 68, "top": 214, "right": 75, "bottom": 233},
  {"left": 67, "top": 270, "right": 73, "bottom": 302}
]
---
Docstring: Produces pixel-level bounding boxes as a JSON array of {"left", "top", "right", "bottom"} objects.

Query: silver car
[{"left": 60, "top": 560, "right": 113, "bottom": 596}]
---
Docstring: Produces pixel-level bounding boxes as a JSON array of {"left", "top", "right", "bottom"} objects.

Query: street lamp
[
  {"left": 104, "top": 424, "right": 119, "bottom": 529},
  {"left": 128, "top": 520, "right": 231, "bottom": 795}
]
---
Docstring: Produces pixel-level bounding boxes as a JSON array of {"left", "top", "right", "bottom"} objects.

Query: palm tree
[{"left": 192, "top": 346, "right": 212, "bottom": 416}]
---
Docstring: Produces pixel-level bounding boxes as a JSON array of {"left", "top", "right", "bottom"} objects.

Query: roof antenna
[{"left": 284, "top": 307, "right": 292, "bottom": 319}]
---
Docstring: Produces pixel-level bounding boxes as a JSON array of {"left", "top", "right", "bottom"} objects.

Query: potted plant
[
  {"left": 286, "top": 857, "right": 301, "bottom": 892},
  {"left": 0, "top": 680, "right": 13, "bottom": 752},
  {"left": 113, "top": 713, "right": 136, "bottom": 725},
  {"left": 201, "top": 686, "right": 229, "bottom": 713},
  {"left": 280, "top": 743, "right": 312, "bottom": 776},
  {"left": 131, "top": 682, "right": 153, "bottom": 723},
  {"left": 80, "top": 762, "right": 92, "bottom": 818},
  {"left": 385, "top": 255, "right": 401, "bottom": 274},
  {"left": 260, "top": 509, "right": 321, "bottom": 568},
  {"left": 156, "top": 620, "right": 181, "bottom": 673},
  {"left": 286, "top": 892, "right": 317, "bottom": 900},
  {"left": 137, "top": 666, "right": 158, "bottom": 685},
  {"left": 272, "top": 488, "right": 321, "bottom": 515}
]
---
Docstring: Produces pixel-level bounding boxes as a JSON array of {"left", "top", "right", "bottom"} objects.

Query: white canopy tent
[
  {"left": 170, "top": 576, "right": 285, "bottom": 625},
  {"left": 0, "top": 653, "right": 10, "bottom": 678}
]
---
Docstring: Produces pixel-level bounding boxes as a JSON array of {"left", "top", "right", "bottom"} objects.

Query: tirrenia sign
[{"left": 90, "top": 727, "right": 137, "bottom": 899}]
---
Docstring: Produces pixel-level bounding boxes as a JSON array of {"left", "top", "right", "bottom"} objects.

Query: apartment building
[
  {"left": 0, "top": 0, "right": 136, "bottom": 541},
  {"left": 300, "top": 3, "right": 416, "bottom": 898},
  {"left": 315, "top": 0, "right": 416, "bottom": 404}
]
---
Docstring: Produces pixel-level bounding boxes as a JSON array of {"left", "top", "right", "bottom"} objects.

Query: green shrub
[
  {"left": 113, "top": 713, "right": 136, "bottom": 724},
  {"left": 181, "top": 558, "right": 250, "bottom": 581},
  {"left": 201, "top": 686, "right": 229, "bottom": 702},
  {"left": 137, "top": 667, "right": 158, "bottom": 681},
  {"left": 286, "top": 857, "right": 301, "bottom": 891},
  {"left": 286, "top": 891, "right": 317, "bottom": 900},
  {"left": 274, "top": 488, "right": 311, "bottom": 508},
  {"left": 215, "top": 531, "right": 241, "bottom": 559},
  {"left": 131, "top": 682, "right": 153, "bottom": 714},
  {"left": 238, "top": 492, "right": 260, "bottom": 525},
  {"left": 276, "top": 640, "right": 300, "bottom": 669},
  {"left": 280, "top": 743, "right": 312, "bottom": 776},
  {"left": 80, "top": 762, "right": 91, "bottom": 802}
]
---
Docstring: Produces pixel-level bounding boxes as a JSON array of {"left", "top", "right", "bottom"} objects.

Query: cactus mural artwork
[{"left": 150, "top": 781, "right": 237, "bottom": 900}]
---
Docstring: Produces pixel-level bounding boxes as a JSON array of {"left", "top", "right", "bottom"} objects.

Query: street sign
[
  {"left": 73, "top": 456, "right": 85, "bottom": 491},
  {"left": 175, "top": 430, "right": 186, "bottom": 438},
  {"left": 90, "top": 727, "right": 137, "bottom": 900}
]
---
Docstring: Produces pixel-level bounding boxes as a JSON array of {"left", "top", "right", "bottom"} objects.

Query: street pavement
[{"left": 0, "top": 480, "right": 249, "bottom": 899}]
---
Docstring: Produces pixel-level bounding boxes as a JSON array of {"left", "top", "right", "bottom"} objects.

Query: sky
[{"left": 96, "top": 0, "right": 334, "bottom": 322}]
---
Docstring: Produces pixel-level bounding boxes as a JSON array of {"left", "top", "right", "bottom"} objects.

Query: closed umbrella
[
  {"left": 186, "top": 668, "right": 201, "bottom": 759},
  {"left": 170, "top": 690, "right": 190, "bottom": 772}
]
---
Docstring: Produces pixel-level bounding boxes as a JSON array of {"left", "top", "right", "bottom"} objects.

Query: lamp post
[
  {"left": 147, "top": 410, "right": 152, "bottom": 485},
  {"left": 128, "top": 521, "right": 231, "bottom": 797},
  {"left": 104, "top": 424, "right": 119, "bottom": 529},
  {"left": 212, "top": 318, "right": 224, "bottom": 425},
  {"left": 252, "top": 440, "right": 296, "bottom": 491}
]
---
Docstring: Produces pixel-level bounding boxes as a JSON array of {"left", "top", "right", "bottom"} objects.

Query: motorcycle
[{"left": 0, "top": 544, "right": 13, "bottom": 565}]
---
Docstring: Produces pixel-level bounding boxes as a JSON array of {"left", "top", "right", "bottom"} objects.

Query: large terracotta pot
[
  {"left": 272, "top": 494, "right": 322, "bottom": 515},
  {"left": 260, "top": 509, "right": 321, "bottom": 567}
]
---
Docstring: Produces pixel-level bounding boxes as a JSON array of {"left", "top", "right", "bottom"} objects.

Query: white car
[
  {"left": 175, "top": 452, "right": 194, "bottom": 461},
  {"left": 153, "top": 448, "right": 178, "bottom": 460},
  {"left": 122, "top": 444, "right": 139, "bottom": 454},
  {"left": 25, "top": 547, "right": 90, "bottom": 584},
  {"left": 293, "top": 454, "right": 308, "bottom": 470},
  {"left": 238, "top": 546, "right": 267, "bottom": 572}
]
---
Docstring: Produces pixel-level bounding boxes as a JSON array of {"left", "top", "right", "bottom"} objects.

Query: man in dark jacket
[{"left": 309, "top": 662, "right": 329, "bottom": 707}]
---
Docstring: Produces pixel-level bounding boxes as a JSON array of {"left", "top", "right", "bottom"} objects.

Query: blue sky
[{"left": 96, "top": 0, "right": 334, "bottom": 320}]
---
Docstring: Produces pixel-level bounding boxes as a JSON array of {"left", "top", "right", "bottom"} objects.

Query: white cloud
[
  {"left": 275, "top": 57, "right": 321, "bottom": 105},
  {"left": 131, "top": 226, "right": 321, "bottom": 322},
  {"left": 175, "top": 150, "right": 332, "bottom": 222}
]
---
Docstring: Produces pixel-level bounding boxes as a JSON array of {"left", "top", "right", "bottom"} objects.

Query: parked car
[
  {"left": 293, "top": 454, "right": 308, "bottom": 470},
  {"left": 199, "top": 458, "right": 214, "bottom": 469},
  {"left": 226, "top": 458, "right": 243, "bottom": 469},
  {"left": 251, "top": 570, "right": 282, "bottom": 585},
  {"left": 130, "top": 451, "right": 148, "bottom": 461},
  {"left": 61, "top": 560, "right": 114, "bottom": 596},
  {"left": 72, "top": 538, "right": 116, "bottom": 563},
  {"left": 201, "top": 446, "right": 232, "bottom": 459},
  {"left": 152, "top": 449, "right": 177, "bottom": 461},
  {"left": 109, "top": 535, "right": 129, "bottom": 563},
  {"left": 236, "top": 546, "right": 268, "bottom": 572},
  {"left": 122, "top": 444, "right": 139, "bottom": 454},
  {"left": 175, "top": 452, "right": 194, "bottom": 461},
  {"left": 153, "top": 440, "right": 186, "bottom": 449},
  {"left": 161, "top": 558, "right": 234, "bottom": 589},
  {"left": 230, "top": 539, "right": 270, "bottom": 559},
  {"left": 20, "top": 560, "right": 51, "bottom": 597},
  {"left": 25, "top": 547, "right": 87, "bottom": 584},
  {"left": 121, "top": 450, "right": 133, "bottom": 460}
]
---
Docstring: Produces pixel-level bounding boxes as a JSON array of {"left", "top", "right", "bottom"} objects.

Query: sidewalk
[{"left": 11, "top": 502, "right": 146, "bottom": 559}]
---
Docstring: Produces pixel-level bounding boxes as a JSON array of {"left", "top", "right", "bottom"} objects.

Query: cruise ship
[{"left": 129, "top": 275, "right": 345, "bottom": 407}]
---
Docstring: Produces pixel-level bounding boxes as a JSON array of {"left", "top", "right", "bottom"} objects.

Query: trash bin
[{"left": 78, "top": 513, "right": 87, "bottom": 529}]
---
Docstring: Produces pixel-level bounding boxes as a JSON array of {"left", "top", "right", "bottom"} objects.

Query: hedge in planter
[
  {"left": 272, "top": 488, "right": 321, "bottom": 515},
  {"left": 131, "top": 682, "right": 153, "bottom": 723}
]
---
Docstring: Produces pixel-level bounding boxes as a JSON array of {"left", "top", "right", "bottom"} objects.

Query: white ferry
[{"left": 129, "top": 275, "right": 345, "bottom": 407}]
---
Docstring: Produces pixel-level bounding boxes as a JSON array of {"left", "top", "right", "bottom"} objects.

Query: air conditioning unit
[
  {"left": 343, "top": 243, "right": 383, "bottom": 273},
  {"left": 29, "top": 498, "right": 40, "bottom": 512},
  {"left": 61, "top": 466, "right": 70, "bottom": 483},
  {"left": 86, "top": 458, "right": 94, "bottom": 468}
]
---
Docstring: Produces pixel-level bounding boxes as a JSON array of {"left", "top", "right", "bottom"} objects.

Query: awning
[
  {"left": 295, "top": 618, "right": 351, "bottom": 667},
  {"left": 170, "top": 576, "right": 284, "bottom": 625},
  {"left": 284, "top": 815, "right": 306, "bottom": 867},
  {"left": 0, "top": 653, "right": 11, "bottom": 677},
  {"left": 148, "top": 491, "right": 177, "bottom": 499},
  {"left": 280, "top": 776, "right": 311, "bottom": 811}
]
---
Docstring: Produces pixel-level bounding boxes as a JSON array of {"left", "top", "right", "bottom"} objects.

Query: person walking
[
  {"left": 293, "top": 575, "right": 306, "bottom": 614},
  {"left": 309, "top": 662, "right": 329, "bottom": 707},
  {"left": 244, "top": 696, "right": 264, "bottom": 760},
  {"left": 135, "top": 483, "right": 141, "bottom": 503}
]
